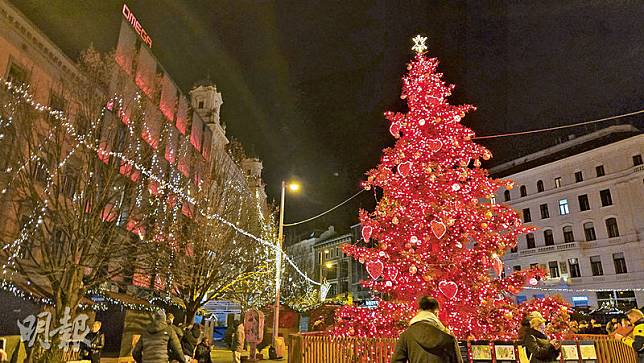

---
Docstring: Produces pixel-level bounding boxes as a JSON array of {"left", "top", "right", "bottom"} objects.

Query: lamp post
[{"left": 273, "top": 180, "right": 299, "bottom": 346}]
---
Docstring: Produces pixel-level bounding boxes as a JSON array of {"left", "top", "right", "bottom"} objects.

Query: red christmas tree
[{"left": 331, "top": 36, "right": 570, "bottom": 340}]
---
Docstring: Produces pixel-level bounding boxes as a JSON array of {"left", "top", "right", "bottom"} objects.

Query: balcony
[{"left": 505, "top": 234, "right": 641, "bottom": 261}]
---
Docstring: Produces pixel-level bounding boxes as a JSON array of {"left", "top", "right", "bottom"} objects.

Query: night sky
[{"left": 10, "top": 1, "right": 644, "bottom": 241}]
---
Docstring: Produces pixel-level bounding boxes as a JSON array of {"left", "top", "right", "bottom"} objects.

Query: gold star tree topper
[{"left": 411, "top": 34, "right": 428, "bottom": 54}]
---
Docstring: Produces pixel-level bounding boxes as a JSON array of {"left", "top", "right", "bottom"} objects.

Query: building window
[
  {"left": 563, "top": 226, "right": 574, "bottom": 243},
  {"left": 548, "top": 261, "right": 560, "bottom": 278},
  {"left": 558, "top": 199, "right": 570, "bottom": 215},
  {"left": 6, "top": 60, "right": 28, "bottom": 85},
  {"left": 520, "top": 185, "right": 527, "bottom": 197},
  {"left": 490, "top": 196, "right": 496, "bottom": 205},
  {"left": 510, "top": 245, "right": 518, "bottom": 253},
  {"left": 198, "top": 100, "right": 204, "bottom": 109},
  {"left": 578, "top": 194, "right": 590, "bottom": 211},
  {"left": 583, "top": 222, "right": 596, "bottom": 241},
  {"left": 526, "top": 233, "right": 536, "bottom": 249},
  {"left": 513, "top": 265, "right": 521, "bottom": 271},
  {"left": 606, "top": 218, "right": 620, "bottom": 238},
  {"left": 633, "top": 154, "right": 643, "bottom": 166},
  {"left": 595, "top": 165, "right": 605, "bottom": 177},
  {"left": 613, "top": 252, "right": 627, "bottom": 274},
  {"left": 554, "top": 177, "right": 562, "bottom": 188},
  {"left": 504, "top": 190, "right": 511, "bottom": 202},
  {"left": 575, "top": 171, "right": 583, "bottom": 183},
  {"left": 568, "top": 258, "right": 581, "bottom": 278},
  {"left": 590, "top": 255, "right": 603, "bottom": 276},
  {"left": 536, "top": 180, "right": 544, "bottom": 193},
  {"left": 540, "top": 204, "right": 549, "bottom": 219},
  {"left": 522, "top": 208, "right": 532, "bottom": 223},
  {"left": 544, "top": 229, "right": 554, "bottom": 246},
  {"left": 600, "top": 189, "right": 613, "bottom": 207}
]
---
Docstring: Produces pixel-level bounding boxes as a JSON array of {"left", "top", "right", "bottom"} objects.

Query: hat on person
[{"left": 529, "top": 316, "right": 547, "bottom": 329}]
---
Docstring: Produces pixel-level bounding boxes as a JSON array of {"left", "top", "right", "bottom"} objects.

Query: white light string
[
  {"left": 524, "top": 286, "right": 644, "bottom": 293},
  {"left": 0, "top": 78, "right": 322, "bottom": 288}
]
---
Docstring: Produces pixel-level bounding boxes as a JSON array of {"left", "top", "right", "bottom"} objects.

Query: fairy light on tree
[{"left": 331, "top": 35, "right": 571, "bottom": 341}]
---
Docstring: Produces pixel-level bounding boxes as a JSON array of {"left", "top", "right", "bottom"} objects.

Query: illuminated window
[
  {"left": 554, "top": 177, "right": 562, "bottom": 188},
  {"left": 558, "top": 199, "right": 570, "bottom": 215}
]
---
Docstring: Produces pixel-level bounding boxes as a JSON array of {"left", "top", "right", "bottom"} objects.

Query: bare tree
[{"left": 0, "top": 49, "right": 159, "bottom": 362}]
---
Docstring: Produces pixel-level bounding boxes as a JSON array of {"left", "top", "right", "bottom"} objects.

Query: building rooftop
[{"left": 489, "top": 125, "right": 642, "bottom": 177}]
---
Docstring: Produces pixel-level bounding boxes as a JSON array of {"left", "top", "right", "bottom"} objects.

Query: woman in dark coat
[{"left": 524, "top": 316, "right": 561, "bottom": 363}]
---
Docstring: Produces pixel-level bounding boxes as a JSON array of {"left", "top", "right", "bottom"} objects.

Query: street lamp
[{"left": 273, "top": 180, "right": 300, "bottom": 346}]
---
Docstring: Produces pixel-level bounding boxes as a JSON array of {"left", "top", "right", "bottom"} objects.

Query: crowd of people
[{"left": 390, "top": 296, "right": 644, "bottom": 363}]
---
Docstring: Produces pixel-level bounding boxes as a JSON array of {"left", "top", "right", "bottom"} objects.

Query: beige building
[{"left": 492, "top": 126, "right": 644, "bottom": 309}]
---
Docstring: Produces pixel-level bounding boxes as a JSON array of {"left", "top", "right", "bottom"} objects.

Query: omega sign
[{"left": 122, "top": 4, "right": 152, "bottom": 48}]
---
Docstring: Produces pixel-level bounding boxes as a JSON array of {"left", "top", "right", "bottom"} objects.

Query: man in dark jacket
[
  {"left": 133, "top": 309, "right": 186, "bottom": 363},
  {"left": 181, "top": 324, "right": 202, "bottom": 358},
  {"left": 391, "top": 296, "right": 463, "bottom": 363}
]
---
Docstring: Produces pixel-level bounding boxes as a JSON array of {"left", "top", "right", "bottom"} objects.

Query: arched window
[
  {"left": 504, "top": 190, "right": 511, "bottom": 202},
  {"left": 537, "top": 180, "right": 544, "bottom": 193},
  {"left": 526, "top": 233, "right": 535, "bottom": 249},
  {"left": 544, "top": 229, "right": 554, "bottom": 246},
  {"left": 606, "top": 218, "right": 619, "bottom": 238},
  {"left": 583, "top": 222, "right": 596, "bottom": 241},
  {"left": 563, "top": 226, "right": 574, "bottom": 243},
  {"left": 520, "top": 185, "right": 527, "bottom": 197}
]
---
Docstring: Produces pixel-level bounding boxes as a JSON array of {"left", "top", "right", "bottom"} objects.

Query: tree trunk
[{"left": 185, "top": 301, "right": 199, "bottom": 325}]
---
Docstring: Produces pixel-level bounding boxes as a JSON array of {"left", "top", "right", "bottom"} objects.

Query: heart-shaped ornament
[
  {"left": 361, "top": 225, "right": 373, "bottom": 241},
  {"left": 398, "top": 162, "right": 412, "bottom": 177},
  {"left": 389, "top": 122, "right": 401, "bottom": 138},
  {"left": 428, "top": 139, "right": 442, "bottom": 153},
  {"left": 438, "top": 280, "right": 458, "bottom": 300},
  {"left": 431, "top": 220, "right": 447, "bottom": 239},
  {"left": 366, "top": 260, "right": 384, "bottom": 280},
  {"left": 387, "top": 267, "right": 398, "bottom": 281}
]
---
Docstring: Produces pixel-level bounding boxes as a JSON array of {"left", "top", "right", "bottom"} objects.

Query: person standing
[
  {"left": 81, "top": 321, "right": 105, "bottom": 363},
  {"left": 615, "top": 308, "right": 644, "bottom": 363},
  {"left": 244, "top": 308, "right": 264, "bottom": 361},
  {"left": 524, "top": 316, "right": 561, "bottom": 363},
  {"left": 391, "top": 296, "right": 462, "bottom": 363},
  {"left": 132, "top": 310, "right": 186, "bottom": 363},
  {"left": 194, "top": 337, "right": 212, "bottom": 363},
  {"left": 181, "top": 324, "right": 202, "bottom": 361},
  {"left": 231, "top": 321, "right": 245, "bottom": 363}
]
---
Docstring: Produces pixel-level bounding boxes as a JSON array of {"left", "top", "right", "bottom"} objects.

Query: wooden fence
[{"left": 288, "top": 333, "right": 638, "bottom": 363}]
